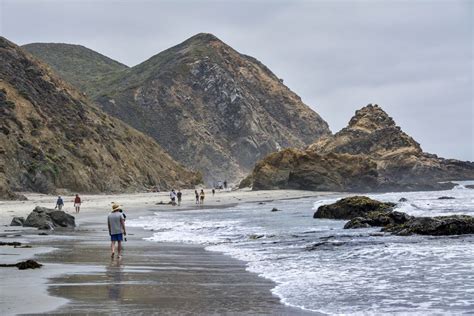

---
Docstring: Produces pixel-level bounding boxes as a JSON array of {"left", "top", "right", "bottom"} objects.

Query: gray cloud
[{"left": 1, "top": 0, "right": 472, "bottom": 160}]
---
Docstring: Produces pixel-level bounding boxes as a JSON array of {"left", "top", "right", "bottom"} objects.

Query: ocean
[{"left": 129, "top": 182, "right": 474, "bottom": 314}]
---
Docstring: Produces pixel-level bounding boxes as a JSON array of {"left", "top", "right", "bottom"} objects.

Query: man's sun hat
[{"left": 112, "top": 203, "right": 120, "bottom": 210}]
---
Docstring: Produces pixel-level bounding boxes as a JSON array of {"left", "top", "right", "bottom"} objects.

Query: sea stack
[{"left": 250, "top": 104, "right": 474, "bottom": 191}]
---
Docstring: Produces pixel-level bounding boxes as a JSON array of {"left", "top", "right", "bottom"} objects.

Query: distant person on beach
[
  {"left": 170, "top": 189, "right": 177, "bottom": 206},
  {"left": 55, "top": 196, "right": 64, "bottom": 211},
  {"left": 108, "top": 203, "right": 126, "bottom": 259},
  {"left": 224, "top": 181, "right": 227, "bottom": 190},
  {"left": 212, "top": 188, "right": 215, "bottom": 196},
  {"left": 177, "top": 190, "right": 182, "bottom": 206},
  {"left": 195, "top": 190, "right": 199, "bottom": 204},
  {"left": 200, "top": 189, "right": 205, "bottom": 204},
  {"left": 74, "top": 194, "right": 81, "bottom": 213}
]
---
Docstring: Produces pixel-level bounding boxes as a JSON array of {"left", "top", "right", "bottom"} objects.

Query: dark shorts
[{"left": 110, "top": 233, "right": 123, "bottom": 241}]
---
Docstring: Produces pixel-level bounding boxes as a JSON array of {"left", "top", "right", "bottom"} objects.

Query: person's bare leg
[
  {"left": 117, "top": 241, "right": 122, "bottom": 258},
  {"left": 111, "top": 241, "right": 115, "bottom": 258}
]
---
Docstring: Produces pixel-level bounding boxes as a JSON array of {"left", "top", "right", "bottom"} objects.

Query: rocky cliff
[
  {"left": 25, "top": 33, "right": 331, "bottom": 183},
  {"left": 251, "top": 104, "right": 474, "bottom": 191},
  {"left": 22, "top": 43, "right": 128, "bottom": 97},
  {"left": 0, "top": 37, "right": 201, "bottom": 199}
]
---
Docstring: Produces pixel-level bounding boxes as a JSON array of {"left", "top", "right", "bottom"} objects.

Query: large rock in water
[
  {"left": 313, "top": 196, "right": 395, "bottom": 220},
  {"left": 383, "top": 215, "right": 474, "bottom": 236},
  {"left": 344, "top": 211, "right": 413, "bottom": 229},
  {"left": 23, "top": 206, "right": 75, "bottom": 230},
  {"left": 251, "top": 104, "right": 474, "bottom": 191}
]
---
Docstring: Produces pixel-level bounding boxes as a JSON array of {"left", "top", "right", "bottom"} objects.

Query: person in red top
[{"left": 74, "top": 194, "right": 82, "bottom": 214}]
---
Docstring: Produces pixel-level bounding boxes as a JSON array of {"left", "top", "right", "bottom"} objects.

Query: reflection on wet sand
[{"left": 106, "top": 259, "right": 124, "bottom": 301}]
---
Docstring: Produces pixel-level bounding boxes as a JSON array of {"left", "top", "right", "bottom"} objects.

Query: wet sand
[{"left": 0, "top": 190, "right": 330, "bottom": 315}]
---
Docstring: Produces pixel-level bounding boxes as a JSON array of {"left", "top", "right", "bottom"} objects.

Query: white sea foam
[{"left": 129, "top": 184, "right": 474, "bottom": 314}]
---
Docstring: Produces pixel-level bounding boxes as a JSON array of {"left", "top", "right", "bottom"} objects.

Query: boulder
[
  {"left": 10, "top": 217, "right": 25, "bottom": 226},
  {"left": 344, "top": 211, "right": 413, "bottom": 229},
  {"left": 23, "top": 206, "right": 75, "bottom": 230},
  {"left": 383, "top": 215, "right": 474, "bottom": 236},
  {"left": 466, "top": 185, "right": 474, "bottom": 189},
  {"left": 271, "top": 208, "right": 282, "bottom": 212},
  {"left": 398, "top": 197, "right": 408, "bottom": 202},
  {"left": 313, "top": 196, "right": 395, "bottom": 220},
  {"left": 0, "top": 260, "right": 42, "bottom": 270}
]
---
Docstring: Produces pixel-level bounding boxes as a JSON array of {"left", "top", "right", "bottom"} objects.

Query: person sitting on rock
[{"left": 55, "top": 196, "right": 64, "bottom": 211}]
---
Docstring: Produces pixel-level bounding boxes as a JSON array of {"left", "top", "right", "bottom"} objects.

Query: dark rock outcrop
[
  {"left": 399, "top": 197, "right": 408, "bottom": 202},
  {"left": 383, "top": 215, "right": 474, "bottom": 236},
  {"left": 10, "top": 217, "right": 25, "bottom": 226},
  {"left": 466, "top": 185, "right": 474, "bottom": 189},
  {"left": 316, "top": 197, "right": 474, "bottom": 236},
  {"left": 438, "top": 196, "right": 455, "bottom": 200},
  {"left": 0, "top": 36, "right": 201, "bottom": 199},
  {"left": 251, "top": 104, "right": 474, "bottom": 191},
  {"left": 0, "top": 241, "right": 22, "bottom": 246},
  {"left": 344, "top": 211, "right": 413, "bottom": 229},
  {"left": 271, "top": 208, "right": 282, "bottom": 212},
  {"left": 313, "top": 196, "right": 395, "bottom": 220},
  {"left": 0, "top": 259, "right": 42, "bottom": 270},
  {"left": 23, "top": 206, "right": 75, "bottom": 230}
]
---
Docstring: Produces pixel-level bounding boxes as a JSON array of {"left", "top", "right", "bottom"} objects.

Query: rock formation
[
  {"left": 251, "top": 104, "right": 474, "bottom": 191},
  {"left": 316, "top": 196, "right": 474, "bottom": 236},
  {"left": 313, "top": 196, "right": 395, "bottom": 219},
  {"left": 0, "top": 36, "right": 201, "bottom": 199},
  {"left": 23, "top": 206, "right": 75, "bottom": 230},
  {"left": 24, "top": 33, "right": 331, "bottom": 183},
  {"left": 383, "top": 215, "right": 474, "bottom": 236}
]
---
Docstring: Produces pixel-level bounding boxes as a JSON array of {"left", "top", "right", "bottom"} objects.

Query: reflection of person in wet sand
[{"left": 106, "top": 259, "right": 124, "bottom": 301}]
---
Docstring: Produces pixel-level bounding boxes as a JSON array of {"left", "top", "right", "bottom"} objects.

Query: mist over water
[{"left": 129, "top": 183, "right": 474, "bottom": 314}]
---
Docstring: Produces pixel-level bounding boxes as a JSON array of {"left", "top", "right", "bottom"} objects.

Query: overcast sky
[{"left": 1, "top": 0, "right": 472, "bottom": 160}]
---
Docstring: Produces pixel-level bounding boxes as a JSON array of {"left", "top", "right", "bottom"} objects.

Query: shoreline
[{"left": 0, "top": 189, "right": 335, "bottom": 315}]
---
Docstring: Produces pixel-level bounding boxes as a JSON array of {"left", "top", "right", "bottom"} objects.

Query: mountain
[
  {"left": 25, "top": 33, "right": 331, "bottom": 183},
  {"left": 22, "top": 42, "right": 128, "bottom": 97},
  {"left": 249, "top": 104, "right": 474, "bottom": 191},
  {"left": 0, "top": 37, "right": 201, "bottom": 200}
]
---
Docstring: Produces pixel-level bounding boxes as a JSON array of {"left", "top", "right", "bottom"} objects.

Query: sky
[{"left": 1, "top": 0, "right": 472, "bottom": 160}]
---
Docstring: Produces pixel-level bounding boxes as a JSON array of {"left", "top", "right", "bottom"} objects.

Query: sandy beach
[{"left": 0, "top": 189, "right": 334, "bottom": 315}]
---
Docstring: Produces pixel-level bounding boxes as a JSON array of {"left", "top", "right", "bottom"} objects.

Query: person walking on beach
[
  {"left": 74, "top": 194, "right": 81, "bottom": 214},
  {"left": 195, "top": 190, "right": 199, "bottom": 204},
  {"left": 200, "top": 189, "right": 205, "bottom": 205},
  {"left": 108, "top": 203, "right": 126, "bottom": 259},
  {"left": 170, "top": 189, "right": 177, "bottom": 206},
  {"left": 177, "top": 190, "right": 182, "bottom": 206},
  {"left": 111, "top": 202, "right": 127, "bottom": 220},
  {"left": 212, "top": 188, "right": 215, "bottom": 197},
  {"left": 55, "top": 196, "right": 64, "bottom": 211}
]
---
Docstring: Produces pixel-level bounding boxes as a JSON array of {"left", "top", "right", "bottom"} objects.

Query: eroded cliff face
[
  {"left": 251, "top": 104, "right": 474, "bottom": 191},
  {"left": 0, "top": 37, "right": 201, "bottom": 199},
  {"left": 26, "top": 33, "right": 331, "bottom": 183}
]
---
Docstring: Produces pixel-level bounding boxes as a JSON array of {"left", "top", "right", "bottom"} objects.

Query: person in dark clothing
[
  {"left": 195, "top": 190, "right": 199, "bottom": 204},
  {"left": 55, "top": 196, "right": 64, "bottom": 211},
  {"left": 212, "top": 188, "right": 215, "bottom": 196},
  {"left": 177, "top": 190, "right": 182, "bottom": 206}
]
